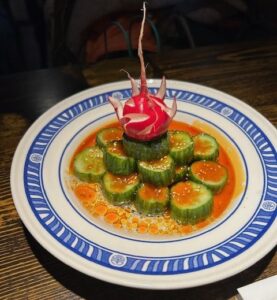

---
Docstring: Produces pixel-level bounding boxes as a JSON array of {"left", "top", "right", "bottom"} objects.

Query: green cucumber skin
[
  {"left": 104, "top": 141, "right": 136, "bottom": 176},
  {"left": 74, "top": 171, "right": 90, "bottom": 182},
  {"left": 174, "top": 166, "right": 188, "bottom": 183},
  {"left": 104, "top": 150, "right": 136, "bottom": 176},
  {"left": 103, "top": 186, "right": 136, "bottom": 205},
  {"left": 74, "top": 169, "right": 104, "bottom": 183},
  {"left": 169, "top": 131, "right": 194, "bottom": 165},
  {"left": 73, "top": 147, "right": 106, "bottom": 183},
  {"left": 122, "top": 133, "right": 169, "bottom": 161},
  {"left": 193, "top": 133, "right": 219, "bottom": 161},
  {"left": 135, "top": 185, "right": 169, "bottom": 216},
  {"left": 96, "top": 127, "right": 122, "bottom": 149},
  {"left": 170, "top": 181, "right": 213, "bottom": 224},
  {"left": 189, "top": 168, "right": 228, "bottom": 194},
  {"left": 102, "top": 173, "right": 139, "bottom": 205},
  {"left": 170, "top": 146, "right": 193, "bottom": 165},
  {"left": 138, "top": 157, "right": 175, "bottom": 187},
  {"left": 171, "top": 198, "right": 213, "bottom": 225}
]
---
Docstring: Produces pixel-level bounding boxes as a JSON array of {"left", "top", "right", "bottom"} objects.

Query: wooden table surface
[{"left": 1, "top": 39, "right": 276, "bottom": 299}]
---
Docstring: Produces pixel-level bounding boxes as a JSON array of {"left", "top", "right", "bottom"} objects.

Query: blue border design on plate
[
  {"left": 57, "top": 110, "right": 248, "bottom": 243},
  {"left": 23, "top": 87, "right": 277, "bottom": 275}
]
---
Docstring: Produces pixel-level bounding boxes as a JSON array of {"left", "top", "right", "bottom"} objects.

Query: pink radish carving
[{"left": 109, "top": 2, "right": 176, "bottom": 141}]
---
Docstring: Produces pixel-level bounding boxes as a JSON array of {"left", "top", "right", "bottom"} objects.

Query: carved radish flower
[{"left": 109, "top": 3, "right": 176, "bottom": 141}]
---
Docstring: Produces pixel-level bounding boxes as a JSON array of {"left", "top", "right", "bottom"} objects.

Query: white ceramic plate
[{"left": 11, "top": 80, "right": 277, "bottom": 289}]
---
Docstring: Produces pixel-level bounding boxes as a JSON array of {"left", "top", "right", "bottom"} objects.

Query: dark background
[{"left": 0, "top": 0, "right": 276, "bottom": 76}]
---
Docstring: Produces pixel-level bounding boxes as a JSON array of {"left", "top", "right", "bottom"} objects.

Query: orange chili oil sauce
[{"left": 69, "top": 120, "right": 245, "bottom": 236}]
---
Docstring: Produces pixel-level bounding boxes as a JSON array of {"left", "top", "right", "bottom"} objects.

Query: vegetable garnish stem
[
  {"left": 120, "top": 69, "right": 139, "bottom": 96},
  {"left": 138, "top": 2, "right": 147, "bottom": 94}
]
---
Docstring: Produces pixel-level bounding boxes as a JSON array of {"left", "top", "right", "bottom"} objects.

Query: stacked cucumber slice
[
  {"left": 135, "top": 183, "right": 170, "bottom": 216},
  {"left": 169, "top": 130, "right": 193, "bottom": 165},
  {"left": 73, "top": 127, "right": 229, "bottom": 224},
  {"left": 138, "top": 156, "right": 175, "bottom": 187},
  {"left": 122, "top": 133, "right": 169, "bottom": 161},
  {"left": 104, "top": 141, "right": 136, "bottom": 175},
  {"left": 103, "top": 172, "right": 139, "bottom": 205},
  {"left": 96, "top": 127, "right": 123, "bottom": 149}
]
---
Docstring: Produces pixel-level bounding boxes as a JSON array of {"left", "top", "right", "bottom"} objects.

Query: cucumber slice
[
  {"left": 96, "top": 127, "right": 123, "bottom": 149},
  {"left": 73, "top": 146, "right": 106, "bottom": 182},
  {"left": 122, "top": 133, "right": 169, "bottom": 161},
  {"left": 169, "top": 130, "right": 193, "bottom": 165},
  {"left": 193, "top": 133, "right": 219, "bottom": 161},
  {"left": 102, "top": 172, "right": 139, "bottom": 205},
  {"left": 135, "top": 183, "right": 169, "bottom": 216},
  {"left": 104, "top": 141, "right": 136, "bottom": 175},
  {"left": 174, "top": 165, "right": 188, "bottom": 183},
  {"left": 170, "top": 181, "right": 213, "bottom": 224},
  {"left": 189, "top": 161, "right": 228, "bottom": 193},
  {"left": 138, "top": 155, "right": 175, "bottom": 187}
]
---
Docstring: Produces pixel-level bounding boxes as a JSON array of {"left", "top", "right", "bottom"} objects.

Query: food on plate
[
  {"left": 69, "top": 3, "right": 236, "bottom": 235},
  {"left": 70, "top": 121, "right": 234, "bottom": 234}
]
